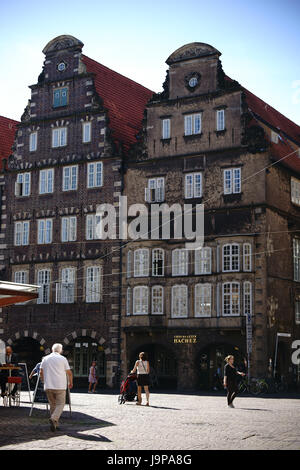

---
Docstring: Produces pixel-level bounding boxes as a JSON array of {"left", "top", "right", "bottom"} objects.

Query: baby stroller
[{"left": 118, "top": 373, "right": 137, "bottom": 404}]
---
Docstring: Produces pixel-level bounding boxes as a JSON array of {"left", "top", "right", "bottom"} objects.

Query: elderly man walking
[{"left": 40, "top": 343, "right": 73, "bottom": 432}]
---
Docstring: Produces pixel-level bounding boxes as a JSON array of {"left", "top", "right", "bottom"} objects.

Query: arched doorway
[
  {"left": 197, "top": 343, "right": 245, "bottom": 390},
  {"left": 64, "top": 337, "right": 106, "bottom": 389},
  {"left": 12, "top": 337, "right": 44, "bottom": 378},
  {"left": 131, "top": 343, "right": 177, "bottom": 389}
]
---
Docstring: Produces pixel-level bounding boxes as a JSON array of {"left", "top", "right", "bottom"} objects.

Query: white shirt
[
  {"left": 136, "top": 360, "right": 149, "bottom": 375},
  {"left": 41, "top": 352, "right": 70, "bottom": 390}
]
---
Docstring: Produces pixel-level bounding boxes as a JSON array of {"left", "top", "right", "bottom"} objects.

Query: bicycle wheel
[{"left": 250, "top": 381, "right": 261, "bottom": 395}]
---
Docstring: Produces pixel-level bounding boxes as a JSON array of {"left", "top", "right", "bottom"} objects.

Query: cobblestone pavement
[{"left": 0, "top": 390, "right": 300, "bottom": 450}]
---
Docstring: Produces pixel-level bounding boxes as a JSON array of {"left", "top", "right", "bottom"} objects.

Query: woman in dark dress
[{"left": 223, "top": 355, "right": 245, "bottom": 408}]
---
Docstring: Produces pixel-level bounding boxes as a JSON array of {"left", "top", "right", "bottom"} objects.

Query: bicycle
[{"left": 238, "top": 377, "right": 268, "bottom": 395}]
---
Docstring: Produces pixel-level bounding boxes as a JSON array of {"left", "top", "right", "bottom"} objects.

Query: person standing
[
  {"left": 40, "top": 344, "right": 73, "bottom": 431},
  {"left": 223, "top": 355, "right": 245, "bottom": 408},
  {"left": 88, "top": 361, "right": 98, "bottom": 393},
  {"left": 131, "top": 352, "right": 150, "bottom": 406}
]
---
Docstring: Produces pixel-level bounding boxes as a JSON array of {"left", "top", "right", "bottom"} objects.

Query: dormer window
[{"left": 53, "top": 87, "right": 68, "bottom": 108}]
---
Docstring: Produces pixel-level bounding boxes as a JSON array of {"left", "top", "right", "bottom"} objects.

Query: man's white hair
[{"left": 52, "top": 343, "right": 63, "bottom": 353}]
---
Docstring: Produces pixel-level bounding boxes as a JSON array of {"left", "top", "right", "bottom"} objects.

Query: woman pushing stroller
[{"left": 131, "top": 352, "right": 150, "bottom": 406}]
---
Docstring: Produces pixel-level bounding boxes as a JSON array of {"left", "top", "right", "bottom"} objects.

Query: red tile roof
[
  {"left": 0, "top": 115, "right": 18, "bottom": 170},
  {"left": 82, "top": 55, "right": 153, "bottom": 152}
]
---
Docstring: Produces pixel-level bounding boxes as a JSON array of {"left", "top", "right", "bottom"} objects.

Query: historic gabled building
[
  {"left": 1, "top": 35, "right": 152, "bottom": 387},
  {"left": 121, "top": 43, "right": 300, "bottom": 390}
]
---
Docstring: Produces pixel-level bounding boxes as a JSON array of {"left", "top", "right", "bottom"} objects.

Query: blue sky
[{"left": 1, "top": 0, "right": 299, "bottom": 125}]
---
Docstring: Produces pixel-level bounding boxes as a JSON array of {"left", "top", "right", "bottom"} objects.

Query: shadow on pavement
[{"left": 0, "top": 406, "right": 114, "bottom": 448}]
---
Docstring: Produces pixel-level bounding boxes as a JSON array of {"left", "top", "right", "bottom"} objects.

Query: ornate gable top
[
  {"left": 166, "top": 42, "right": 221, "bottom": 65},
  {"left": 42, "top": 35, "right": 84, "bottom": 56}
]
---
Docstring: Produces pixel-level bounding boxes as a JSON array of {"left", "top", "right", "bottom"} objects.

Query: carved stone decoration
[
  {"left": 42, "top": 35, "right": 84, "bottom": 56},
  {"left": 21, "top": 101, "right": 31, "bottom": 122},
  {"left": 166, "top": 42, "right": 221, "bottom": 65}
]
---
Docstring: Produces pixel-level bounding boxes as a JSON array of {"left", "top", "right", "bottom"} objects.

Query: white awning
[{"left": 0, "top": 281, "right": 39, "bottom": 307}]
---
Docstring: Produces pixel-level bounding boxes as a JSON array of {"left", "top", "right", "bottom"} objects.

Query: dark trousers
[
  {"left": 227, "top": 381, "right": 238, "bottom": 405},
  {"left": 0, "top": 372, "right": 17, "bottom": 396}
]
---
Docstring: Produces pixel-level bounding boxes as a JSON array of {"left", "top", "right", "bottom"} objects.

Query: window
[
  {"left": 37, "top": 270, "right": 51, "bottom": 304},
  {"left": 83, "top": 122, "right": 92, "bottom": 143},
  {"left": 63, "top": 165, "right": 78, "bottom": 191},
  {"left": 216, "top": 109, "right": 225, "bottom": 131},
  {"left": 52, "top": 127, "right": 67, "bottom": 148},
  {"left": 86, "top": 214, "right": 102, "bottom": 240},
  {"left": 222, "top": 282, "right": 240, "bottom": 316},
  {"left": 86, "top": 266, "right": 101, "bottom": 303},
  {"left": 172, "top": 249, "right": 188, "bottom": 276},
  {"left": 87, "top": 162, "right": 103, "bottom": 188},
  {"left": 126, "top": 287, "right": 131, "bottom": 315},
  {"left": 29, "top": 132, "right": 37, "bottom": 152},
  {"left": 184, "top": 113, "right": 201, "bottom": 136},
  {"left": 243, "top": 281, "right": 252, "bottom": 316},
  {"left": 145, "top": 177, "right": 165, "bottom": 203},
  {"left": 291, "top": 177, "right": 300, "bottom": 206},
  {"left": 271, "top": 131, "right": 279, "bottom": 144},
  {"left": 38, "top": 219, "right": 53, "bottom": 244},
  {"left": 133, "top": 286, "right": 148, "bottom": 315},
  {"left": 15, "top": 271, "right": 28, "bottom": 284},
  {"left": 134, "top": 249, "right": 149, "bottom": 277},
  {"left": 223, "top": 168, "right": 241, "bottom": 195},
  {"left": 39, "top": 169, "right": 54, "bottom": 194},
  {"left": 195, "top": 284, "right": 212, "bottom": 317},
  {"left": 61, "top": 216, "right": 77, "bottom": 242},
  {"left": 127, "top": 250, "right": 132, "bottom": 278},
  {"left": 195, "top": 247, "right": 211, "bottom": 274},
  {"left": 152, "top": 286, "right": 164, "bottom": 315},
  {"left": 293, "top": 238, "right": 300, "bottom": 282},
  {"left": 185, "top": 173, "right": 202, "bottom": 199},
  {"left": 14, "top": 221, "right": 29, "bottom": 246},
  {"left": 53, "top": 87, "right": 68, "bottom": 108},
  {"left": 171, "top": 285, "right": 188, "bottom": 318},
  {"left": 15, "top": 173, "right": 31, "bottom": 197},
  {"left": 243, "top": 243, "right": 252, "bottom": 272},
  {"left": 295, "top": 298, "right": 300, "bottom": 325},
  {"left": 152, "top": 248, "right": 164, "bottom": 276},
  {"left": 56, "top": 268, "right": 75, "bottom": 304},
  {"left": 222, "top": 244, "right": 240, "bottom": 272},
  {"left": 162, "top": 119, "right": 170, "bottom": 139}
]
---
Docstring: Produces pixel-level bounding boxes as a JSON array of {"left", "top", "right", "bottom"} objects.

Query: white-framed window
[
  {"left": 185, "top": 173, "right": 202, "bottom": 199},
  {"left": 223, "top": 168, "right": 241, "bottom": 195},
  {"left": 56, "top": 267, "right": 75, "bottom": 304},
  {"left": 291, "top": 177, "right": 300, "bottom": 206},
  {"left": 222, "top": 244, "right": 240, "bottom": 272},
  {"left": 295, "top": 298, "right": 300, "bottom": 325},
  {"left": 133, "top": 286, "right": 148, "bottom": 315},
  {"left": 29, "top": 131, "right": 37, "bottom": 152},
  {"left": 126, "top": 287, "right": 131, "bottom": 315},
  {"left": 52, "top": 127, "right": 67, "bottom": 148},
  {"left": 243, "top": 243, "right": 252, "bottom": 272},
  {"left": 14, "top": 271, "right": 29, "bottom": 304},
  {"left": 243, "top": 281, "right": 252, "bottom": 316},
  {"left": 37, "top": 269, "right": 51, "bottom": 304},
  {"left": 63, "top": 165, "right": 78, "bottom": 191},
  {"left": 195, "top": 283, "right": 212, "bottom": 317},
  {"left": 184, "top": 113, "right": 201, "bottom": 136},
  {"left": 152, "top": 286, "right": 164, "bottom": 315},
  {"left": 195, "top": 247, "right": 211, "bottom": 274},
  {"left": 39, "top": 169, "right": 54, "bottom": 194},
  {"left": 127, "top": 250, "right": 132, "bottom": 278},
  {"left": 172, "top": 249, "right": 188, "bottom": 276},
  {"left": 61, "top": 216, "right": 77, "bottom": 242},
  {"left": 145, "top": 177, "right": 165, "bottom": 203},
  {"left": 222, "top": 282, "right": 240, "bottom": 316},
  {"left": 162, "top": 118, "right": 170, "bottom": 139},
  {"left": 82, "top": 122, "right": 92, "bottom": 143},
  {"left": 293, "top": 238, "right": 300, "bottom": 282},
  {"left": 134, "top": 249, "right": 149, "bottom": 277},
  {"left": 152, "top": 248, "right": 164, "bottom": 276},
  {"left": 14, "top": 221, "right": 29, "bottom": 246},
  {"left": 87, "top": 162, "right": 103, "bottom": 188},
  {"left": 38, "top": 219, "right": 53, "bottom": 244},
  {"left": 15, "top": 172, "right": 31, "bottom": 197},
  {"left": 86, "top": 266, "right": 101, "bottom": 303},
  {"left": 171, "top": 284, "right": 188, "bottom": 318},
  {"left": 216, "top": 109, "right": 225, "bottom": 131},
  {"left": 86, "top": 214, "right": 102, "bottom": 240}
]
